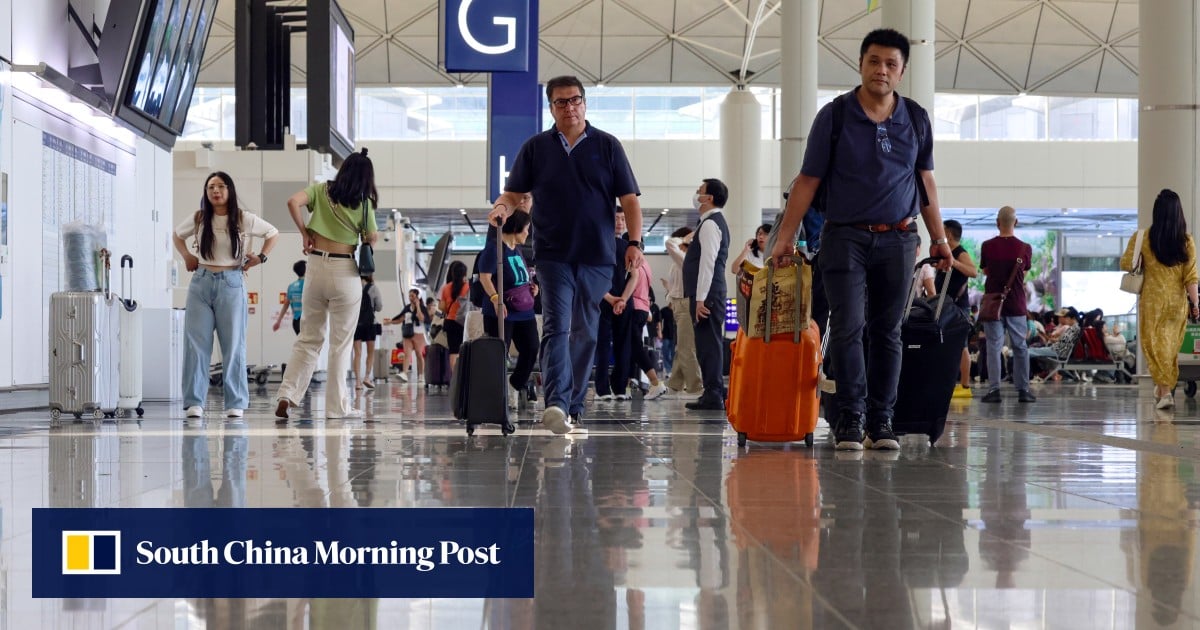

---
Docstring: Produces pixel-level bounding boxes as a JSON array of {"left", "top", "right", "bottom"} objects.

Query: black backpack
[{"left": 809, "top": 93, "right": 930, "bottom": 215}]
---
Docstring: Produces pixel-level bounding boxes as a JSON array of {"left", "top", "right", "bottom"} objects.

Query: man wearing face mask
[{"left": 682, "top": 178, "right": 731, "bottom": 411}]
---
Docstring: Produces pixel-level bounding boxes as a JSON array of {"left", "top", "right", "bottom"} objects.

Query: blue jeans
[
  {"left": 537, "top": 262, "right": 611, "bottom": 415},
  {"left": 984, "top": 316, "right": 1030, "bottom": 392},
  {"left": 820, "top": 225, "right": 917, "bottom": 420},
  {"left": 661, "top": 338, "right": 676, "bottom": 375},
  {"left": 183, "top": 268, "right": 248, "bottom": 410}
]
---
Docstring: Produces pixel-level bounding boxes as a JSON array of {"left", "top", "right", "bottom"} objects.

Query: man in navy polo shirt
[
  {"left": 490, "top": 75, "right": 645, "bottom": 435},
  {"left": 771, "top": 28, "right": 952, "bottom": 451}
]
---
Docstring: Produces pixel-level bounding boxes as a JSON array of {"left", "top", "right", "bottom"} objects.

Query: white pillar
[
  {"left": 882, "top": 0, "right": 936, "bottom": 245},
  {"left": 882, "top": 0, "right": 935, "bottom": 107},
  {"left": 1138, "top": 2, "right": 1199, "bottom": 228},
  {"left": 721, "top": 88, "right": 763, "bottom": 297},
  {"left": 780, "top": 0, "right": 820, "bottom": 188}
]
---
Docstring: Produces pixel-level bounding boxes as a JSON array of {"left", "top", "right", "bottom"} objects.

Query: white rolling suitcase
[
  {"left": 49, "top": 290, "right": 121, "bottom": 422},
  {"left": 116, "top": 255, "right": 143, "bottom": 418}
]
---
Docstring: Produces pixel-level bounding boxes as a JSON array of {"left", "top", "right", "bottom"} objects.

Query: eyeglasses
[
  {"left": 551, "top": 95, "right": 585, "bottom": 109},
  {"left": 876, "top": 124, "right": 892, "bottom": 153}
]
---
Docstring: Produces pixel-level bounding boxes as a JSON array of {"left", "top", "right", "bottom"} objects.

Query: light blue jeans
[
  {"left": 537, "top": 261, "right": 612, "bottom": 416},
  {"left": 183, "top": 268, "right": 248, "bottom": 410},
  {"left": 983, "top": 316, "right": 1031, "bottom": 392}
]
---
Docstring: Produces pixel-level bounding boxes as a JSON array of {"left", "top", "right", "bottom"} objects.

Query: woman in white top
[
  {"left": 173, "top": 172, "right": 279, "bottom": 419},
  {"left": 728, "top": 223, "right": 772, "bottom": 274}
]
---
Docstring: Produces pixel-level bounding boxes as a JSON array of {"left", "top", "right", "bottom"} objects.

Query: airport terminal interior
[{"left": 1, "top": 0, "right": 1199, "bottom": 628}]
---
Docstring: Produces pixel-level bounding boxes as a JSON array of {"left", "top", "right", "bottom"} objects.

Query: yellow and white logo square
[{"left": 62, "top": 531, "right": 121, "bottom": 575}]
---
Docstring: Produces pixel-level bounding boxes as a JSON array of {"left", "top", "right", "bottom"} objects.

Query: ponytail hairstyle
[
  {"left": 327, "top": 148, "right": 379, "bottom": 212},
  {"left": 448, "top": 260, "right": 468, "bottom": 300},
  {"left": 198, "top": 172, "right": 242, "bottom": 260}
]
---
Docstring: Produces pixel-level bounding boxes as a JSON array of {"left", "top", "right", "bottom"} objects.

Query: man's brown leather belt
[{"left": 847, "top": 219, "right": 914, "bottom": 233}]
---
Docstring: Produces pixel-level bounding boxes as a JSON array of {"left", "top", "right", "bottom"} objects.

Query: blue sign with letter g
[{"left": 441, "top": 0, "right": 530, "bottom": 72}]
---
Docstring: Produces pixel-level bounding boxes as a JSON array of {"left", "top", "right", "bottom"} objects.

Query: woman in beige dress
[{"left": 1120, "top": 188, "right": 1200, "bottom": 409}]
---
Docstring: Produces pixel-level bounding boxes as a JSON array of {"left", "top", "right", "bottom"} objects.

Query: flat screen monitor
[
  {"left": 98, "top": 0, "right": 219, "bottom": 149},
  {"left": 307, "top": 0, "right": 355, "bottom": 161}
]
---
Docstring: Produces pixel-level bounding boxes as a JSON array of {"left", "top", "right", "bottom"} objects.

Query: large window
[{"left": 181, "top": 87, "right": 1143, "bottom": 143}]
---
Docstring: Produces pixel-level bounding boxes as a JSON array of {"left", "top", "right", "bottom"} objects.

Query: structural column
[
  {"left": 779, "top": 0, "right": 819, "bottom": 189},
  {"left": 882, "top": 0, "right": 935, "bottom": 244},
  {"left": 1138, "top": 2, "right": 1198, "bottom": 227},
  {"left": 721, "top": 88, "right": 763, "bottom": 297}
]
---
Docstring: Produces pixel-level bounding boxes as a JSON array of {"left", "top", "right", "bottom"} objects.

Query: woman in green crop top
[{"left": 275, "top": 148, "right": 380, "bottom": 421}]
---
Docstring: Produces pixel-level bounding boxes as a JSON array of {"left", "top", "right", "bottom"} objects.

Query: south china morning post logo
[
  {"left": 61, "top": 531, "right": 121, "bottom": 575},
  {"left": 34, "top": 508, "right": 534, "bottom": 598}
]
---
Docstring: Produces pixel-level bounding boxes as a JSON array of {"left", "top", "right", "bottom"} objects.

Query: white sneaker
[
  {"left": 596, "top": 394, "right": 613, "bottom": 402},
  {"left": 542, "top": 406, "right": 569, "bottom": 435},
  {"left": 185, "top": 406, "right": 203, "bottom": 418},
  {"left": 224, "top": 409, "right": 243, "bottom": 418},
  {"left": 328, "top": 409, "right": 365, "bottom": 419},
  {"left": 645, "top": 383, "right": 668, "bottom": 400},
  {"left": 614, "top": 393, "right": 631, "bottom": 401},
  {"left": 508, "top": 384, "right": 520, "bottom": 410},
  {"left": 1156, "top": 394, "right": 1175, "bottom": 410}
]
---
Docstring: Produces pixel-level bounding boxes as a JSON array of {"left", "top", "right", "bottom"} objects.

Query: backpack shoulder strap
[
  {"left": 902, "top": 96, "right": 927, "bottom": 146},
  {"left": 829, "top": 93, "right": 845, "bottom": 162}
]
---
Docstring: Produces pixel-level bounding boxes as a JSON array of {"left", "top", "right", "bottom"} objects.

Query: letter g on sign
[{"left": 458, "top": 0, "right": 517, "bottom": 55}]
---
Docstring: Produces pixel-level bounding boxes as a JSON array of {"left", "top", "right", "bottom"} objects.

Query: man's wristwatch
[
  {"left": 627, "top": 240, "right": 642, "bottom": 249},
  {"left": 258, "top": 253, "right": 268, "bottom": 264},
  {"left": 931, "top": 238, "right": 949, "bottom": 246}
]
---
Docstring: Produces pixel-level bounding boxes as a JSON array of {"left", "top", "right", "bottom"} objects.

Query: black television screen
[
  {"left": 98, "top": 0, "right": 218, "bottom": 148},
  {"left": 307, "top": 0, "right": 355, "bottom": 161}
]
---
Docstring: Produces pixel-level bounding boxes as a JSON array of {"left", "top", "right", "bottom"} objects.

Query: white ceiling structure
[{"left": 198, "top": 0, "right": 1139, "bottom": 96}]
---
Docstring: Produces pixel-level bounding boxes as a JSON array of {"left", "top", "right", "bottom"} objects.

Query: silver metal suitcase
[{"left": 49, "top": 291, "right": 121, "bottom": 421}]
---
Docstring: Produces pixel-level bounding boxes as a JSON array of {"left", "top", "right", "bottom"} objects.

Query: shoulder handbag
[
  {"left": 979, "top": 257, "right": 1023, "bottom": 322},
  {"left": 1119, "top": 229, "right": 1144, "bottom": 295}
]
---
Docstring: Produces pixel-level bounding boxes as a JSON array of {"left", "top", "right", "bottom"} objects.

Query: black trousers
[
  {"left": 628, "top": 310, "right": 656, "bottom": 375},
  {"left": 595, "top": 302, "right": 634, "bottom": 395},
  {"left": 483, "top": 315, "right": 540, "bottom": 389},
  {"left": 691, "top": 295, "right": 726, "bottom": 400}
]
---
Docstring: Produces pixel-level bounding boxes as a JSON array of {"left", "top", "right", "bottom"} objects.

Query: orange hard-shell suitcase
[{"left": 726, "top": 259, "right": 821, "bottom": 447}]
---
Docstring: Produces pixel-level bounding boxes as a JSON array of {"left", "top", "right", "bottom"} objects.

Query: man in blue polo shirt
[
  {"left": 771, "top": 28, "right": 952, "bottom": 451},
  {"left": 490, "top": 75, "right": 645, "bottom": 435}
]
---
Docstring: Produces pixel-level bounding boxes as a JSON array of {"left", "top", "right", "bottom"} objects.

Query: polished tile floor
[{"left": 1, "top": 379, "right": 1198, "bottom": 629}]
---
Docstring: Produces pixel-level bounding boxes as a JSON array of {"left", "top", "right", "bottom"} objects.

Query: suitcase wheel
[
  {"left": 501, "top": 422, "right": 515, "bottom": 436},
  {"left": 92, "top": 409, "right": 105, "bottom": 420},
  {"left": 737, "top": 432, "right": 747, "bottom": 447},
  {"left": 1186, "top": 381, "right": 1197, "bottom": 398},
  {"left": 73, "top": 413, "right": 82, "bottom": 420},
  {"left": 210, "top": 374, "right": 223, "bottom": 387},
  {"left": 466, "top": 425, "right": 475, "bottom": 436},
  {"left": 256, "top": 371, "right": 269, "bottom": 385},
  {"left": 50, "top": 409, "right": 61, "bottom": 421},
  {"left": 136, "top": 407, "right": 144, "bottom": 418},
  {"left": 805, "top": 433, "right": 814, "bottom": 448}
]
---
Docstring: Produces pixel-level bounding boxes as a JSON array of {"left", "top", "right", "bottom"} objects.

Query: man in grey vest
[{"left": 682, "top": 178, "right": 731, "bottom": 411}]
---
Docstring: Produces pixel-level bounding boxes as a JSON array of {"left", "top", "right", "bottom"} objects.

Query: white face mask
[{"left": 692, "top": 194, "right": 704, "bottom": 210}]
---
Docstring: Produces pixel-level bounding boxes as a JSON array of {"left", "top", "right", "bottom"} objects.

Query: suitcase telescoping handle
[
  {"left": 905, "top": 256, "right": 954, "bottom": 325},
  {"left": 764, "top": 255, "right": 805, "bottom": 344},
  {"left": 120, "top": 255, "right": 135, "bottom": 309},
  {"left": 490, "top": 218, "right": 505, "bottom": 348}
]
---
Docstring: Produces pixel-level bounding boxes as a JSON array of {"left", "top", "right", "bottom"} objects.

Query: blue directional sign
[{"left": 441, "top": 0, "right": 531, "bottom": 72}]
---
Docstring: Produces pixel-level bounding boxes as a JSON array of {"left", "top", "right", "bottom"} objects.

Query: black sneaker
[
  {"left": 864, "top": 418, "right": 900, "bottom": 450},
  {"left": 834, "top": 412, "right": 865, "bottom": 451},
  {"left": 981, "top": 389, "right": 1001, "bottom": 403},
  {"left": 1018, "top": 389, "right": 1037, "bottom": 403}
]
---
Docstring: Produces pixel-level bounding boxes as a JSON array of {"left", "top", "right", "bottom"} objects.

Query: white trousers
[{"left": 275, "top": 253, "right": 362, "bottom": 417}]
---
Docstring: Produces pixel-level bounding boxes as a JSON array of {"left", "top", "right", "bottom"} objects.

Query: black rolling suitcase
[
  {"left": 450, "top": 223, "right": 515, "bottom": 436},
  {"left": 893, "top": 257, "right": 972, "bottom": 444}
]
